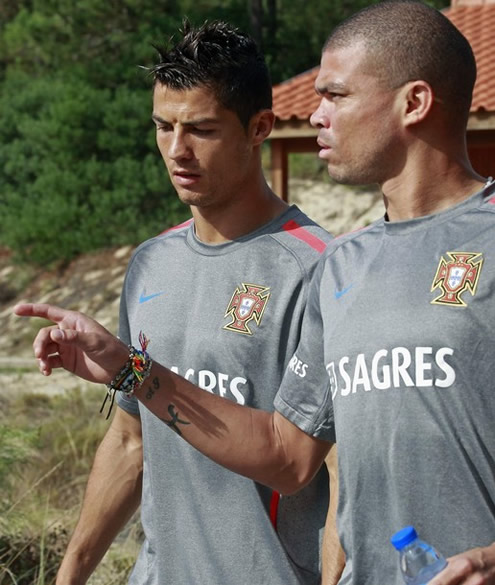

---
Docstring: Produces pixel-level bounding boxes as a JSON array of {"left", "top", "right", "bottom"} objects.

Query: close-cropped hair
[
  {"left": 149, "top": 20, "right": 272, "bottom": 129},
  {"left": 325, "top": 0, "right": 476, "bottom": 123}
]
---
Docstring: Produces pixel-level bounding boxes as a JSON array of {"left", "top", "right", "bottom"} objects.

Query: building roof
[
  {"left": 448, "top": 0, "right": 495, "bottom": 112},
  {"left": 272, "top": 0, "right": 495, "bottom": 122},
  {"left": 272, "top": 67, "right": 320, "bottom": 122}
]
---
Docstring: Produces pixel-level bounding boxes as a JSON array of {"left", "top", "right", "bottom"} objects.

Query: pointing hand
[{"left": 14, "top": 303, "right": 129, "bottom": 385}]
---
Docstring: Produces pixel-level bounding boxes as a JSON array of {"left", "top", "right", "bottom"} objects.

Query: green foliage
[
  {"left": 0, "top": 0, "right": 451, "bottom": 266},
  {"left": 0, "top": 70, "right": 188, "bottom": 264}
]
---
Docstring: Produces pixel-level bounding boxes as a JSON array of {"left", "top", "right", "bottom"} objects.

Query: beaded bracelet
[{"left": 100, "top": 331, "right": 153, "bottom": 419}]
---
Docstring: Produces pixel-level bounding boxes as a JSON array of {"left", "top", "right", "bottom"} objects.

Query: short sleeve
[
  {"left": 116, "top": 390, "right": 140, "bottom": 415},
  {"left": 274, "top": 259, "right": 335, "bottom": 442}
]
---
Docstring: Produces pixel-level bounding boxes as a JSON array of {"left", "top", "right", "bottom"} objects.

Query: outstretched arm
[
  {"left": 57, "top": 408, "right": 143, "bottom": 585},
  {"left": 14, "top": 303, "right": 331, "bottom": 495}
]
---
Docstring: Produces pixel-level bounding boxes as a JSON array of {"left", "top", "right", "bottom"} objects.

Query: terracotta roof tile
[
  {"left": 445, "top": 3, "right": 495, "bottom": 112},
  {"left": 273, "top": 3, "right": 495, "bottom": 120},
  {"left": 272, "top": 67, "right": 321, "bottom": 121}
]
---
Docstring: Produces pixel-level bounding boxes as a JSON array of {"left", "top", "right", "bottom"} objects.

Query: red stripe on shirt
[
  {"left": 269, "top": 490, "right": 281, "bottom": 530},
  {"left": 282, "top": 219, "right": 327, "bottom": 254},
  {"left": 159, "top": 218, "right": 194, "bottom": 235},
  {"left": 489, "top": 196, "right": 495, "bottom": 204}
]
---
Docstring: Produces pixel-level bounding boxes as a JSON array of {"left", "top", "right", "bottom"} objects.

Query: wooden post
[{"left": 270, "top": 138, "right": 289, "bottom": 201}]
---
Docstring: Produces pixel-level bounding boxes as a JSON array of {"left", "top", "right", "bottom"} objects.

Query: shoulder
[
  {"left": 127, "top": 217, "right": 193, "bottom": 269},
  {"left": 264, "top": 207, "right": 332, "bottom": 281},
  {"left": 322, "top": 217, "right": 383, "bottom": 261},
  {"left": 479, "top": 191, "right": 495, "bottom": 214},
  {"left": 157, "top": 217, "right": 194, "bottom": 237},
  {"left": 270, "top": 206, "right": 332, "bottom": 255}
]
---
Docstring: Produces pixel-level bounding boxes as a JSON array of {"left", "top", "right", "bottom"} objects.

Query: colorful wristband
[{"left": 100, "top": 331, "right": 152, "bottom": 419}]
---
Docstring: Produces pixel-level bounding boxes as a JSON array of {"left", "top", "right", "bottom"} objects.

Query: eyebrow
[
  {"left": 151, "top": 114, "right": 219, "bottom": 126},
  {"left": 314, "top": 81, "right": 347, "bottom": 96}
]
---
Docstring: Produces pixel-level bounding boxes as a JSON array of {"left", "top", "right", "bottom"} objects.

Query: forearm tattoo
[
  {"left": 144, "top": 376, "right": 190, "bottom": 436},
  {"left": 160, "top": 404, "right": 190, "bottom": 436},
  {"left": 145, "top": 376, "right": 160, "bottom": 399}
]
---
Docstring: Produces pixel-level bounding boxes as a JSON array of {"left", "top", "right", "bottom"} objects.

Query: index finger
[{"left": 13, "top": 303, "right": 71, "bottom": 323}]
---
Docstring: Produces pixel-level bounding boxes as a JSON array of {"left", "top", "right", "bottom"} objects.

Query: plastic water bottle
[{"left": 391, "top": 525, "right": 447, "bottom": 585}]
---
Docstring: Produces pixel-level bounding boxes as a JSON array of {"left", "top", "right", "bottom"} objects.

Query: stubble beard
[{"left": 327, "top": 142, "right": 394, "bottom": 187}]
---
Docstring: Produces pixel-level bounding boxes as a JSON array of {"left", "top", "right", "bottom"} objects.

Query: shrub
[{"left": 0, "top": 71, "right": 189, "bottom": 266}]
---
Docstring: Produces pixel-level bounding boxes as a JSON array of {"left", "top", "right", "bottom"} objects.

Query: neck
[
  {"left": 192, "top": 177, "right": 288, "bottom": 244},
  {"left": 381, "top": 155, "right": 486, "bottom": 222}
]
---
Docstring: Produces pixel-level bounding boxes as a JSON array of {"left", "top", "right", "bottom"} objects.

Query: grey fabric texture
[
  {"left": 275, "top": 182, "right": 495, "bottom": 584},
  {"left": 117, "top": 205, "right": 332, "bottom": 585}
]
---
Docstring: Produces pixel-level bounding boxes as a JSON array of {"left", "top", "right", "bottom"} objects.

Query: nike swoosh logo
[
  {"left": 139, "top": 291, "right": 165, "bottom": 304},
  {"left": 334, "top": 284, "right": 353, "bottom": 300}
]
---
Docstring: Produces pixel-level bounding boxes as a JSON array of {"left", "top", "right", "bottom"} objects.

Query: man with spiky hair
[
  {"left": 21, "top": 19, "right": 335, "bottom": 585},
  {"left": 17, "top": 1, "right": 495, "bottom": 584},
  {"left": 151, "top": 20, "right": 273, "bottom": 131}
]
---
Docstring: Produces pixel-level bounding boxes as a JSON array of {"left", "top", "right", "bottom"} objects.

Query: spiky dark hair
[{"left": 149, "top": 20, "right": 272, "bottom": 129}]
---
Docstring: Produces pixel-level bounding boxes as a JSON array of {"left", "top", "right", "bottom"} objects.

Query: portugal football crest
[
  {"left": 223, "top": 283, "right": 271, "bottom": 335},
  {"left": 431, "top": 252, "right": 483, "bottom": 307}
]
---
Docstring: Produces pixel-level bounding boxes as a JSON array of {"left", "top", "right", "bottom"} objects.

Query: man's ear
[
  {"left": 401, "top": 80, "right": 435, "bottom": 127},
  {"left": 250, "top": 109, "right": 275, "bottom": 145}
]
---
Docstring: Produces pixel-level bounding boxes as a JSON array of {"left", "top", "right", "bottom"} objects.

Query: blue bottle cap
[{"left": 391, "top": 525, "right": 418, "bottom": 550}]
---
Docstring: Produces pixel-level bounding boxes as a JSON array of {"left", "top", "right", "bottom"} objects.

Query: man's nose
[
  {"left": 310, "top": 99, "right": 330, "bottom": 129},
  {"left": 168, "top": 130, "right": 191, "bottom": 160}
]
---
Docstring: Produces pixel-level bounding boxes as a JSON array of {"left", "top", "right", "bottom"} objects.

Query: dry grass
[{"left": 0, "top": 386, "right": 141, "bottom": 585}]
